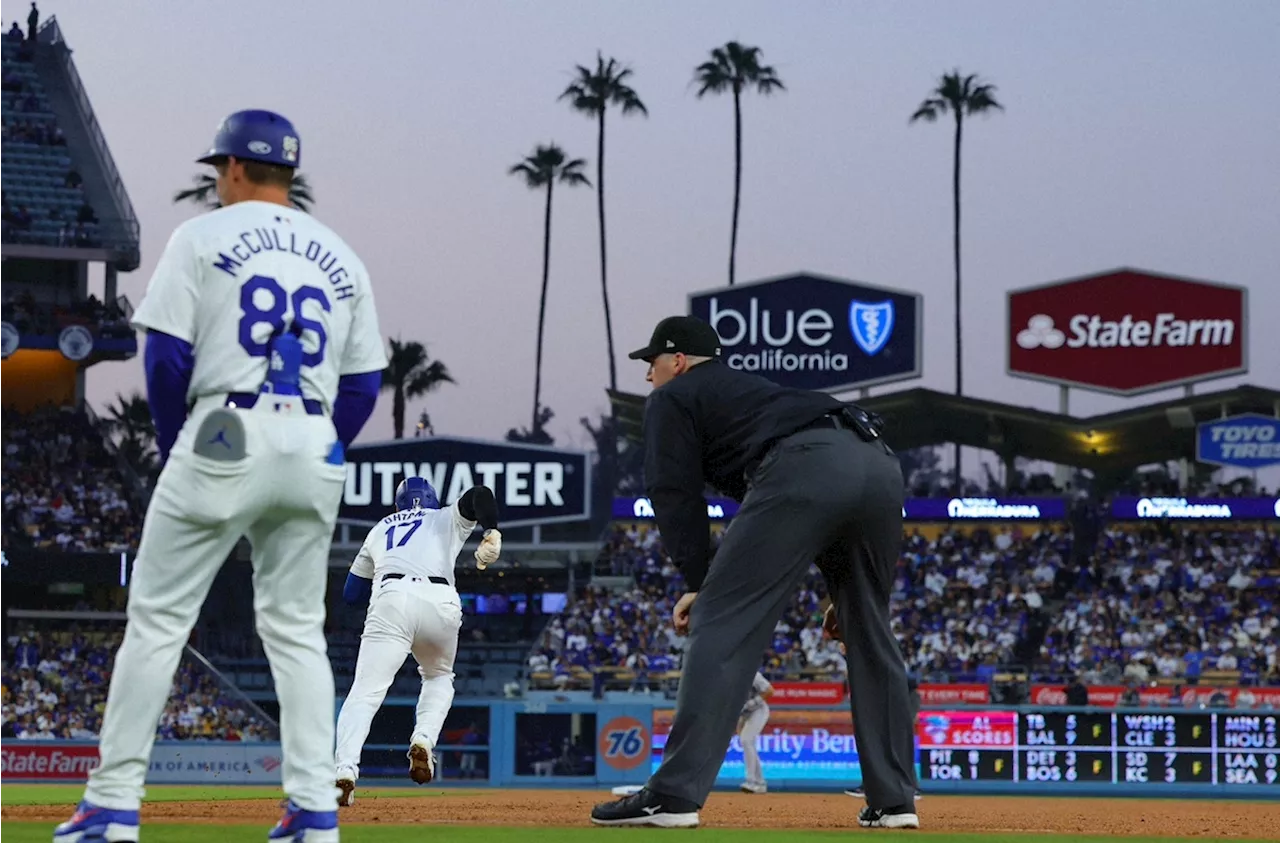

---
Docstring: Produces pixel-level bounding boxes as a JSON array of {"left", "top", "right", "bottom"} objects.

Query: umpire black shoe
[
  {"left": 591, "top": 787, "right": 700, "bottom": 828},
  {"left": 858, "top": 805, "right": 920, "bottom": 829}
]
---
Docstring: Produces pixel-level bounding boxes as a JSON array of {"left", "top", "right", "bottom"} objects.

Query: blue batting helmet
[
  {"left": 395, "top": 477, "right": 440, "bottom": 512},
  {"left": 197, "top": 109, "right": 301, "bottom": 168}
]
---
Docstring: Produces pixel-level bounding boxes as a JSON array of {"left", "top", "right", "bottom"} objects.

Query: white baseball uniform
[
  {"left": 738, "top": 671, "right": 773, "bottom": 791},
  {"left": 333, "top": 501, "right": 476, "bottom": 780},
  {"left": 83, "top": 200, "right": 386, "bottom": 813}
]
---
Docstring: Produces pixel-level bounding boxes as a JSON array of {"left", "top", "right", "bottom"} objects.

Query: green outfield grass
[
  {"left": 2, "top": 786, "right": 1269, "bottom": 841},
  {"left": 1, "top": 784, "right": 288, "bottom": 806},
  {"left": 0, "top": 827, "right": 1228, "bottom": 843},
  {"left": 0, "top": 783, "right": 478, "bottom": 807}
]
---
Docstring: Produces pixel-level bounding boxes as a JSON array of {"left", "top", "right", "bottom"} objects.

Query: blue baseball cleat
[
  {"left": 52, "top": 800, "right": 140, "bottom": 842},
  {"left": 268, "top": 800, "right": 339, "bottom": 842}
]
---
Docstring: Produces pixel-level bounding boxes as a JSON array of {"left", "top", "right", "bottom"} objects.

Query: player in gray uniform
[{"left": 738, "top": 671, "right": 774, "bottom": 793}]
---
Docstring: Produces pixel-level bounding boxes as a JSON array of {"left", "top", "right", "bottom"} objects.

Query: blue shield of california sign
[
  {"left": 849, "top": 300, "right": 895, "bottom": 356},
  {"left": 688, "top": 272, "right": 923, "bottom": 391}
]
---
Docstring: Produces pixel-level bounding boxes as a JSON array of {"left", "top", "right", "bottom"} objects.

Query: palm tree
[
  {"left": 693, "top": 41, "right": 785, "bottom": 286},
  {"left": 380, "top": 339, "right": 455, "bottom": 439},
  {"left": 559, "top": 52, "right": 647, "bottom": 395},
  {"left": 173, "top": 172, "right": 316, "bottom": 213},
  {"left": 105, "top": 391, "right": 158, "bottom": 474},
  {"left": 911, "top": 70, "right": 1003, "bottom": 489},
  {"left": 509, "top": 144, "right": 590, "bottom": 439}
]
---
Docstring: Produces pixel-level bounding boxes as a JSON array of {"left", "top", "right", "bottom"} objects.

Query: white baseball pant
[
  {"left": 334, "top": 578, "right": 462, "bottom": 779},
  {"left": 83, "top": 395, "right": 346, "bottom": 812},
  {"left": 739, "top": 703, "right": 770, "bottom": 789}
]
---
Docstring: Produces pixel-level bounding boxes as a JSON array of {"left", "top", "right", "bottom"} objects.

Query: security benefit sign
[
  {"left": 340, "top": 437, "right": 591, "bottom": 527},
  {"left": 689, "top": 272, "right": 923, "bottom": 392},
  {"left": 1008, "top": 268, "right": 1247, "bottom": 396},
  {"left": 1196, "top": 414, "right": 1280, "bottom": 470}
]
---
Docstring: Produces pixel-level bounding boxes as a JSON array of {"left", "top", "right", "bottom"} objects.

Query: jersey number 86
[{"left": 238, "top": 274, "right": 330, "bottom": 367}]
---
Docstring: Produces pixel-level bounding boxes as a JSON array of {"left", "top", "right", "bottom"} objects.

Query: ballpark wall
[{"left": 5, "top": 700, "right": 1274, "bottom": 799}]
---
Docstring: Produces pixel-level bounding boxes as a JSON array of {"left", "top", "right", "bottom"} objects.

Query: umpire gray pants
[{"left": 648, "top": 426, "right": 917, "bottom": 810}]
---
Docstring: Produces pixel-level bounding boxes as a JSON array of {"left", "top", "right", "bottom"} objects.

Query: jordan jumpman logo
[{"left": 206, "top": 427, "right": 232, "bottom": 449}]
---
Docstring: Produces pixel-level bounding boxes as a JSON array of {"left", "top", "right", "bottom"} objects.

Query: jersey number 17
[{"left": 385, "top": 519, "right": 422, "bottom": 551}]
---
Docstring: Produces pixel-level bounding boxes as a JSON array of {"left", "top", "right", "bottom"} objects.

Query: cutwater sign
[
  {"left": 688, "top": 272, "right": 923, "bottom": 391},
  {"left": 341, "top": 437, "right": 591, "bottom": 527},
  {"left": 1196, "top": 414, "right": 1280, "bottom": 469}
]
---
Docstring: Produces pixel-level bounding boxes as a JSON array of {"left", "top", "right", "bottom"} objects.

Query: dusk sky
[{"left": 43, "top": 1, "right": 1280, "bottom": 476}]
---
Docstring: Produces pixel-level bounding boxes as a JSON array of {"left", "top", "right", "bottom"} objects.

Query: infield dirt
[{"left": 6, "top": 789, "right": 1280, "bottom": 837}]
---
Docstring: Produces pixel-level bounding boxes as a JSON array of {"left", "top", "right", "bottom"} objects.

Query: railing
[
  {"left": 185, "top": 642, "right": 281, "bottom": 740},
  {"left": 35, "top": 17, "right": 140, "bottom": 261},
  {"left": 1, "top": 216, "right": 140, "bottom": 253}
]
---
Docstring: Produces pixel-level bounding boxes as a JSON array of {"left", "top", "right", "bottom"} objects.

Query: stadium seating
[
  {"left": 2, "top": 620, "right": 276, "bottom": 741},
  {"left": 1, "top": 36, "right": 104, "bottom": 247},
  {"left": 1, "top": 406, "right": 141, "bottom": 552},
  {"left": 529, "top": 520, "right": 1280, "bottom": 693}
]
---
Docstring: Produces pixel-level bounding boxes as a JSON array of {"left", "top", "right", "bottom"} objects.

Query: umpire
[{"left": 590, "top": 316, "right": 918, "bottom": 830}]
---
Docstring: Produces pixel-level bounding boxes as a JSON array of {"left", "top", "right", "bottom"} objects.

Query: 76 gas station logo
[{"left": 599, "top": 716, "right": 650, "bottom": 770}]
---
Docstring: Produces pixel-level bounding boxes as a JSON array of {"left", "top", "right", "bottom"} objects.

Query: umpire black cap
[{"left": 629, "top": 316, "right": 723, "bottom": 362}]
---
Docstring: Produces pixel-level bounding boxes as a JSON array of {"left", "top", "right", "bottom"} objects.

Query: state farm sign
[{"left": 1007, "top": 268, "right": 1247, "bottom": 395}]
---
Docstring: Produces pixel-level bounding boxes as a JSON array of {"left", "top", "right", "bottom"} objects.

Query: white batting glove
[{"left": 475, "top": 529, "right": 502, "bottom": 570}]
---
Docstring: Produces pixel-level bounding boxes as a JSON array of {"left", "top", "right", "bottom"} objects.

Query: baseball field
[{"left": 4, "top": 784, "right": 1279, "bottom": 841}]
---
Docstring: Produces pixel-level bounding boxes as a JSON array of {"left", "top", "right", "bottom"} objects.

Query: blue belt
[{"left": 225, "top": 392, "right": 325, "bottom": 416}]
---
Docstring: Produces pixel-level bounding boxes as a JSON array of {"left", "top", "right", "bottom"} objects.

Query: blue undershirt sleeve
[
  {"left": 332, "top": 370, "right": 381, "bottom": 447},
  {"left": 143, "top": 330, "right": 195, "bottom": 461},
  {"left": 343, "top": 572, "right": 374, "bottom": 606}
]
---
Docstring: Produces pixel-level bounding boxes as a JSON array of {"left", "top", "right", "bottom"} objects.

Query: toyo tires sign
[{"left": 1007, "top": 268, "right": 1247, "bottom": 395}]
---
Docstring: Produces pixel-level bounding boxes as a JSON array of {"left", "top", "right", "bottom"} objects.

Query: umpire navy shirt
[{"left": 643, "top": 360, "right": 846, "bottom": 591}]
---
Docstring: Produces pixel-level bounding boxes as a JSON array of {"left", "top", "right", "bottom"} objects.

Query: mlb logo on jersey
[{"left": 340, "top": 437, "right": 591, "bottom": 528}]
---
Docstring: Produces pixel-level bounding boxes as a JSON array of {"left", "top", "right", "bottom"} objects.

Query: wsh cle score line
[{"left": 918, "top": 711, "right": 1278, "bottom": 786}]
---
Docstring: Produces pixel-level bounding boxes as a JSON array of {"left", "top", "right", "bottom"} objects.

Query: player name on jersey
[{"left": 339, "top": 437, "right": 591, "bottom": 528}]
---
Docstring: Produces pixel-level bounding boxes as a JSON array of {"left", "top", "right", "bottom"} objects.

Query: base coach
[{"left": 591, "top": 316, "right": 919, "bottom": 830}]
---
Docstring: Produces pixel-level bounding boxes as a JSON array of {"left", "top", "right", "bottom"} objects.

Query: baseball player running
[
  {"left": 738, "top": 671, "right": 774, "bottom": 794},
  {"left": 333, "top": 476, "right": 502, "bottom": 807},
  {"left": 56, "top": 110, "right": 386, "bottom": 843}
]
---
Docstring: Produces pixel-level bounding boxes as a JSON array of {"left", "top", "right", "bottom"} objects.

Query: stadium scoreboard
[{"left": 918, "top": 710, "right": 1277, "bottom": 787}]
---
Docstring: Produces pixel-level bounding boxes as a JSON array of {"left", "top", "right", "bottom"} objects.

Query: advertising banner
[
  {"left": 689, "top": 272, "right": 923, "bottom": 392},
  {"left": 1109, "top": 496, "right": 1280, "bottom": 520},
  {"left": 1, "top": 743, "right": 99, "bottom": 781},
  {"left": 907, "top": 497, "right": 1065, "bottom": 521},
  {"left": 614, "top": 496, "right": 1067, "bottom": 522},
  {"left": 651, "top": 708, "right": 865, "bottom": 782},
  {"left": 1, "top": 742, "right": 283, "bottom": 784},
  {"left": 1030, "top": 684, "right": 1280, "bottom": 709},
  {"left": 1196, "top": 414, "right": 1280, "bottom": 470},
  {"left": 917, "top": 684, "right": 993, "bottom": 706},
  {"left": 769, "top": 682, "right": 847, "bottom": 706},
  {"left": 340, "top": 437, "right": 591, "bottom": 527},
  {"left": 146, "top": 743, "right": 283, "bottom": 785},
  {"left": 1007, "top": 268, "right": 1247, "bottom": 395}
]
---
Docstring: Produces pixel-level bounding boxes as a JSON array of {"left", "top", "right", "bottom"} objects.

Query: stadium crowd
[
  {"left": 2, "top": 406, "right": 140, "bottom": 552},
  {"left": 1, "top": 626, "right": 275, "bottom": 741},
  {"left": 532, "top": 521, "right": 1280, "bottom": 692},
  {"left": 2, "top": 289, "right": 134, "bottom": 341}
]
